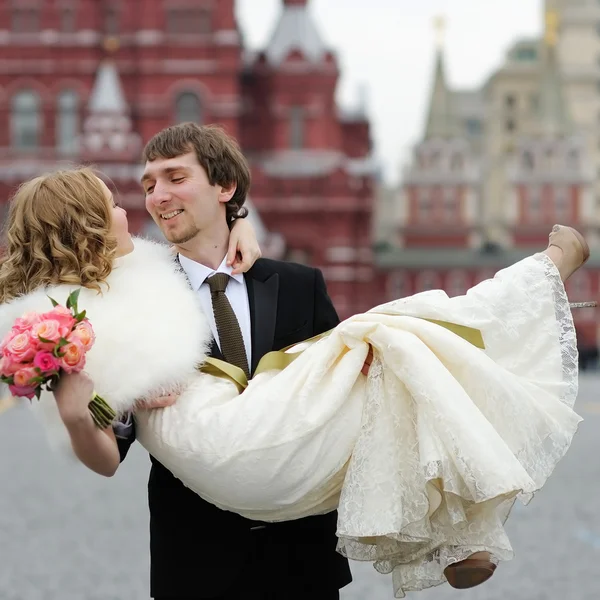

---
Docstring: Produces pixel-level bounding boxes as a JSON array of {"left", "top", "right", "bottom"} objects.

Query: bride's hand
[{"left": 227, "top": 217, "right": 262, "bottom": 275}]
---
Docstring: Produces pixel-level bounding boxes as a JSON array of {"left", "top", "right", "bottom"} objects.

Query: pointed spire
[
  {"left": 424, "top": 16, "right": 456, "bottom": 139},
  {"left": 81, "top": 59, "right": 140, "bottom": 159},
  {"left": 538, "top": 9, "right": 570, "bottom": 136},
  {"left": 89, "top": 60, "right": 127, "bottom": 113},
  {"left": 265, "top": 0, "right": 328, "bottom": 65}
]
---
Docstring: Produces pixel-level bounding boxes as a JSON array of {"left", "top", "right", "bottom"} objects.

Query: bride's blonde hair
[{"left": 0, "top": 167, "right": 117, "bottom": 303}]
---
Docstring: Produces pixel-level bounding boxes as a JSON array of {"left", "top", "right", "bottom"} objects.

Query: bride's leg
[
  {"left": 543, "top": 224, "right": 590, "bottom": 282},
  {"left": 445, "top": 225, "right": 589, "bottom": 590}
]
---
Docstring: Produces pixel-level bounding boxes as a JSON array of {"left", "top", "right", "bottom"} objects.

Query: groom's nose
[{"left": 149, "top": 182, "right": 172, "bottom": 205}]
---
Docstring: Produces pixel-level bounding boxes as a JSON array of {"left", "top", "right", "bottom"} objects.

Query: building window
[
  {"left": 446, "top": 270, "right": 469, "bottom": 297},
  {"left": 464, "top": 118, "right": 481, "bottom": 137},
  {"left": 567, "top": 149, "right": 579, "bottom": 170},
  {"left": 450, "top": 153, "right": 464, "bottom": 172},
  {"left": 515, "top": 47, "right": 537, "bottom": 62},
  {"left": 416, "top": 270, "right": 441, "bottom": 292},
  {"left": 528, "top": 186, "right": 541, "bottom": 221},
  {"left": 105, "top": 7, "right": 119, "bottom": 35},
  {"left": 289, "top": 106, "right": 305, "bottom": 149},
  {"left": 505, "top": 94, "right": 516, "bottom": 109},
  {"left": 554, "top": 186, "right": 570, "bottom": 220},
  {"left": 567, "top": 271, "right": 591, "bottom": 300},
  {"left": 475, "top": 269, "right": 495, "bottom": 285},
  {"left": 60, "top": 8, "right": 76, "bottom": 33},
  {"left": 505, "top": 119, "right": 516, "bottom": 132},
  {"left": 443, "top": 188, "right": 457, "bottom": 221},
  {"left": 530, "top": 94, "right": 539, "bottom": 112},
  {"left": 175, "top": 92, "right": 202, "bottom": 124},
  {"left": 387, "top": 271, "right": 410, "bottom": 300},
  {"left": 167, "top": 9, "right": 211, "bottom": 34},
  {"left": 11, "top": 90, "right": 41, "bottom": 150},
  {"left": 418, "top": 189, "right": 432, "bottom": 222},
  {"left": 57, "top": 90, "right": 79, "bottom": 154},
  {"left": 522, "top": 150, "right": 534, "bottom": 170},
  {"left": 11, "top": 8, "right": 40, "bottom": 32}
]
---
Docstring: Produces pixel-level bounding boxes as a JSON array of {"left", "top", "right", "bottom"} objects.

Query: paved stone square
[{"left": 1, "top": 375, "right": 600, "bottom": 599}]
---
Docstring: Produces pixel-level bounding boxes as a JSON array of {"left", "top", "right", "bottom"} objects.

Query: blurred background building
[
  {"left": 1, "top": 0, "right": 599, "bottom": 358},
  {"left": 377, "top": 0, "right": 600, "bottom": 364},
  {"left": 0, "top": 0, "right": 377, "bottom": 319}
]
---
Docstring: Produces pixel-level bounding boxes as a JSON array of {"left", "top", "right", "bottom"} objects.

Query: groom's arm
[{"left": 113, "top": 412, "right": 136, "bottom": 462}]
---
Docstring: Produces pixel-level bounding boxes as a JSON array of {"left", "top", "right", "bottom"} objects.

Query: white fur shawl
[{"left": 0, "top": 238, "right": 211, "bottom": 421}]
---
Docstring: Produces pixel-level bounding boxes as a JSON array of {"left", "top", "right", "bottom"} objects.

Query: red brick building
[{"left": 0, "top": 0, "right": 378, "bottom": 319}]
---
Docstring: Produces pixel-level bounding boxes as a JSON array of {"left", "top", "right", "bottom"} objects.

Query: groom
[{"left": 118, "top": 122, "right": 353, "bottom": 599}]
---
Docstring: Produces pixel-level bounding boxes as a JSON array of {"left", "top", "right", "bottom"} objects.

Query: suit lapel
[{"left": 245, "top": 269, "right": 279, "bottom": 374}]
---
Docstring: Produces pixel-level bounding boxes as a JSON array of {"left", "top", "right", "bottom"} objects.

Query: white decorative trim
[
  {"left": 160, "top": 59, "right": 218, "bottom": 74},
  {"left": 5, "top": 77, "right": 51, "bottom": 102},
  {"left": 135, "top": 30, "right": 165, "bottom": 45},
  {"left": 323, "top": 266, "right": 357, "bottom": 282},
  {"left": 214, "top": 30, "right": 239, "bottom": 45},
  {"left": 326, "top": 247, "right": 357, "bottom": 263}
]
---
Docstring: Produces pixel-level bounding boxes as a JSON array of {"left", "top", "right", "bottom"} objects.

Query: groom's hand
[
  {"left": 361, "top": 346, "right": 373, "bottom": 376},
  {"left": 136, "top": 392, "right": 178, "bottom": 410}
]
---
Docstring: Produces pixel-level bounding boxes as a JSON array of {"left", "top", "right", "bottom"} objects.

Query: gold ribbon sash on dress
[{"left": 199, "top": 318, "right": 485, "bottom": 393}]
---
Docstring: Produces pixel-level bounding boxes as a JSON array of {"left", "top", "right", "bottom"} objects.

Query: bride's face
[{"left": 97, "top": 177, "right": 134, "bottom": 257}]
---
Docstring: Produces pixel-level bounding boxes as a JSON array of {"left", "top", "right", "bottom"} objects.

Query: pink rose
[
  {"left": 9, "top": 383, "right": 36, "bottom": 399},
  {"left": 60, "top": 340, "right": 86, "bottom": 373},
  {"left": 41, "top": 306, "right": 76, "bottom": 338},
  {"left": 13, "top": 366, "right": 37, "bottom": 388},
  {"left": 32, "top": 319, "right": 62, "bottom": 350},
  {"left": 4, "top": 331, "right": 36, "bottom": 362},
  {"left": 12, "top": 311, "right": 41, "bottom": 333},
  {"left": 68, "top": 321, "right": 95, "bottom": 351},
  {"left": 0, "top": 329, "right": 17, "bottom": 353},
  {"left": 33, "top": 351, "right": 59, "bottom": 374},
  {"left": 0, "top": 355, "right": 22, "bottom": 377}
]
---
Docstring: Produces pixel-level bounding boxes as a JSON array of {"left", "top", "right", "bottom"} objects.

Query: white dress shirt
[
  {"left": 178, "top": 253, "right": 252, "bottom": 367},
  {"left": 112, "top": 254, "right": 253, "bottom": 438}
]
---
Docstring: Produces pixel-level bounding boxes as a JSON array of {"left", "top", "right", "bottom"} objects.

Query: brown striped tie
[{"left": 207, "top": 273, "right": 250, "bottom": 378}]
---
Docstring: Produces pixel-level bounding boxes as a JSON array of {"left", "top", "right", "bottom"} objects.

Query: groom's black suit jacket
[{"left": 118, "top": 258, "right": 352, "bottom": 598}]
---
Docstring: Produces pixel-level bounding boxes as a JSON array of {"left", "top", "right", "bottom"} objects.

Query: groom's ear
[{"left": 218, "top": 183, "right": 237, "bottom": 204}]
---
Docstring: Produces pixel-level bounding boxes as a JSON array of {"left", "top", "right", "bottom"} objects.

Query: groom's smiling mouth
[{"left": 160, "top": 210, "right": 183, "bottom": 221}]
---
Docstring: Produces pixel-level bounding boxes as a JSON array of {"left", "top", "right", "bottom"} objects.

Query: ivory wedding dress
[{"left": 0, "top": 237, "right": 582, "bottom": 598}]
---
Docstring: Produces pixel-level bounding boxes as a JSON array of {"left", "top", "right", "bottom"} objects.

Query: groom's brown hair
[{"left": 142, "top": 122, "right": 250, "bottom": 226}]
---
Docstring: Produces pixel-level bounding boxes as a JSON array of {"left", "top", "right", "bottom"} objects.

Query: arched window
[
  {"left": 387, "top": 270, "right": 410, "bottom": 301},
  {"left": 176, "top": 92, "right": 202, "bottom": 124},
  {"left": 567, "top": 271, "right": 591, "bottom": 300},
  {"left": 450, "top": 153, "right": 464, "bottom": 172},
  {"left": 567, "top": 149, "right": 579, "bottom": 170},
  {"left": 522, "top": 150, "right": 534, "bottom": 170},
  {"left": 11, "top": 90, "right": 41, "bottom": 150},
  {"left": 416, "top": 270, "right": 441, "bottom": 292},
  {"left": 289, "top": 106, "right": 305, "bottom": 149},
  {"left": 446, "top": 270, "right": 469, "bottom": 297},
  {"left": 57, "top": 89, "right": 79, "bottom": 154}
]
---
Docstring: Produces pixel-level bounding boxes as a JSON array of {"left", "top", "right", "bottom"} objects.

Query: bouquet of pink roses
[{"left": 0, "top": 289, "right": 115, "bottom": 429}]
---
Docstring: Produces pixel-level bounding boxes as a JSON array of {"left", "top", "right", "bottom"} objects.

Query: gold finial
[
  {"left": 545, "top": 10, "right": 559, "bottom": 47},
  {"left": 433, "top": 15, "right": 446, "bottom": 50},
  {"left": 103, "top": 36, "right": 120, "bottom": 54}
]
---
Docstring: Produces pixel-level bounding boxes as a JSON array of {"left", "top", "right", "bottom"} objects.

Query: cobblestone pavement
[{"left": 1, "top": 375, "right": 600, "bottom": 600}]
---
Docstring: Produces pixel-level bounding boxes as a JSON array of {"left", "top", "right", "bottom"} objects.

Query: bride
[{"left": 0, "top": 167, "right": 587, "bottom": 598}]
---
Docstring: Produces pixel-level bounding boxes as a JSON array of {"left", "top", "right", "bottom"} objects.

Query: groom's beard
[{"left": 161, "top": 223, "right": 200, "bottom": 245}]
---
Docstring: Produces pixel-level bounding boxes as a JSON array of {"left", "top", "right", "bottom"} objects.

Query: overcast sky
[{"left": 236, "top": 0, "right": 543, "bottom": 184}]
